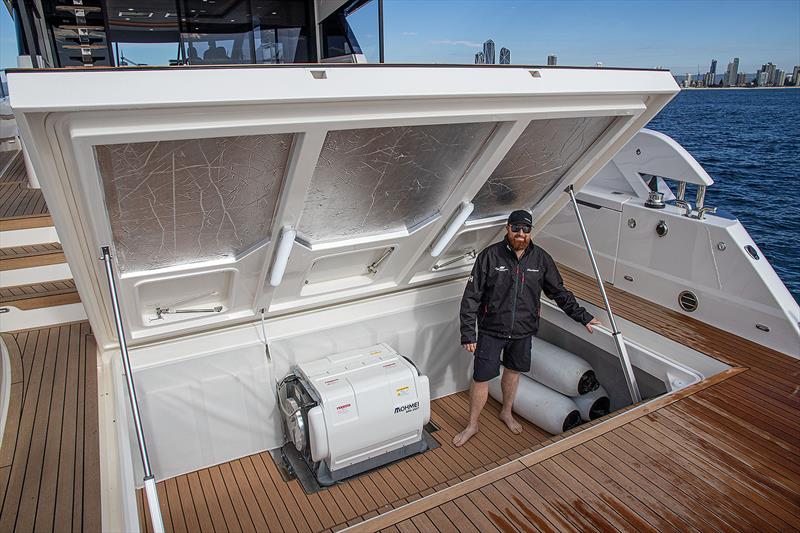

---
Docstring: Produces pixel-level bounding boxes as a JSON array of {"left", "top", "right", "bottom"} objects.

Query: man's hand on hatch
[
  {"left": 463, "top": 343, "right": 477, "bottom": 353},
  {"left": 585, "top": 318, "right": 602, "bottom": 333}
]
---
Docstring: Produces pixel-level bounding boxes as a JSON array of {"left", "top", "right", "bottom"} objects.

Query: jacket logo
[
  {"left": 526, "top": 268, "right": 539, "bottom": 272},
  {"left": 494, "top": 266, "right": 509, "bottom": 272}
]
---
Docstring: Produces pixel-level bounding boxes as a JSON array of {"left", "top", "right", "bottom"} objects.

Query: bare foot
[
  {"left": 499, "top": 411, "right": 523, "bottom": 435},
  {"left": 452, "top": 425, "right": 478, "bottom": 447}
]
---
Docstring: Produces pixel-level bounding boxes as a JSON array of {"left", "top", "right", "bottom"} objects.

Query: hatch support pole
[
  {"left": 101, "top": 247, "right": 165, "bottom": 533},
  {"left": 565, "top": 186, "right": 642, "bottom": 403}
]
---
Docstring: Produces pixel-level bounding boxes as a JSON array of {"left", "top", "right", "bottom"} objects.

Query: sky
[{"left": 1, "top": 0, "right": 799, "bottom": 73}]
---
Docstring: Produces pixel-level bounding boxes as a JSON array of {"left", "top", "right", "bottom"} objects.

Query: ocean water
[{"left": 646, "top": 89, "right": 800, "bottom": 304}]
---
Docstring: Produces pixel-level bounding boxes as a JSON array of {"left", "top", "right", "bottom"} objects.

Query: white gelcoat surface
[
  {"left": 0, "top": 303, "right": 86, "bottom": 332},
  {"left": 0, "top": 226, "right": 59, "bottom": 247},
  {"left": 539, "top": 129, "right": 800, "bottom": 358},
  {"left": 0, "top": 262, "right": 72, "bottom": 287}
]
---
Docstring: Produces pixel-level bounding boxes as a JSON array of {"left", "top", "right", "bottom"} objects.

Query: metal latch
[
  {"left": 433, "top": 249, "right": 477, "bottom": 270},
  {"left": 367, "top": 247, "right": 394, "bottom": 275},
  {"left": 152, "top": 306, "right": 223, "bottom": 321}
]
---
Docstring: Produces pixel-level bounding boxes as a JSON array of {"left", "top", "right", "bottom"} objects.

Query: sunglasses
[{"left": 509, "top": 224, "right": 532, "bottom": 234}]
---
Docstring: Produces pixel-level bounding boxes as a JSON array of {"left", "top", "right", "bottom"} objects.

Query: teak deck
[
  {"left": 0, "top": 243, "right": 65, "bottom": 271},
  {"left": 0, "top": 279, "right": 81, "bottom": 310},
  {"left": 134, "top": 266, "right": 800, "bottom": 533},
  {"left": 0, "top": 322, "right": 101, "bottom": 533},
  {"left": 0, "top": 151, "right": 51, "bottom": 230}
]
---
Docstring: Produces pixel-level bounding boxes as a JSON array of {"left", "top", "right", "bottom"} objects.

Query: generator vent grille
[{"left": 678, "top": 290, "right": 699, "bottom": 312}]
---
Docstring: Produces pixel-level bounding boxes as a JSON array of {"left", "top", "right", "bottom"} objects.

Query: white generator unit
[{"left": 277, "top": 343, "right": 431, "bottom": 485}]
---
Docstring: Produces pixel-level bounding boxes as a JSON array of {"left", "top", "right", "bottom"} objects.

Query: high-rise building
[
  {"left": 774, "top": 69, "right": 785, "bottom": 87},
  {"left": 792, "top": 66, "right": 800, "bottom": 86},
  {"left": 475, "top": 52, "right": 485, "bottom": 65},
  {"left": 760, "top": 62, "right": 777, "bottom": 85},
  {"left": 758, "top": 71, "right": 769, "bottom": 87},
  {"left": 705, "top": 59, "right": 718, "bottom": 86},
  {"left": 724, "top": 58, "right": 739, "bottom": 87},
  {"left": 736, "top": 72, "right": 747, "bottom": 86},
  {"left": 547, "top": 54, "right": 557, "bottom": 66},
  {"left": 483, "top": 40, "right": 495, "bottom": 64},
  {"left": 499, "top": 47, "right": 511, "bottom": 64}
]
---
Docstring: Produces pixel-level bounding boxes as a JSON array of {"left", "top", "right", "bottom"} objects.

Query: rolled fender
[
  {"left": 528, "top": 338, "right": 599, "bottom": 396},
  {"left": 488, "top": 372, "right": 582, "bottom": 434},
  {"left": 573, "top": 385, "right": 610, "bottom": 422}
]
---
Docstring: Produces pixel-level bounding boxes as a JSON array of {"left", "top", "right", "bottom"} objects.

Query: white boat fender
[
  {"left": 573, "top": 385, "right": 610, "bottom": 422},
  {"left": 488, "top": 372, "right": 582, "bottom": 434},
  {"left": 528, "top": 338, "right": 599, "bottom": 396}
]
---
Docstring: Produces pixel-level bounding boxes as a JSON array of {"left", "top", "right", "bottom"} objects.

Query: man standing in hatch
[{"left": 454, "top": 209, "right": 601, "bottom": 447}]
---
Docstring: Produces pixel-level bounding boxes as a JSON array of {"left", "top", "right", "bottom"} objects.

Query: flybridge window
[
  {"left": 96, "top": 134, "right": 292, "bottom": 272},
  {"left": 470, "top": 116, "right": 616, "bottom": 220},
  {"left": 297, "top": 122, "right": 498, "bottom": 244}
]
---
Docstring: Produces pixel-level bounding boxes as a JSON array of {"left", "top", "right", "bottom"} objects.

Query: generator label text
[{"left": 394, "top": 401, "right": 419, "bottom": 414}]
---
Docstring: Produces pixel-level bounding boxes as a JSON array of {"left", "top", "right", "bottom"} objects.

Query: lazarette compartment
[{"left": 124, "top": 282, "right": 726, "bottom": 483}]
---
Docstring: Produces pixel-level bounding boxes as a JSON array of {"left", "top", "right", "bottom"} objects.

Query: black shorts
[{"left": 472, "top": 334, "right": 532, "bottom": 382}]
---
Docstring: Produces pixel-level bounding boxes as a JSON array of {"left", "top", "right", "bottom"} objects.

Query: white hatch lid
[{"left": 9, "top": 64, "right": 678, "bottom": 347}]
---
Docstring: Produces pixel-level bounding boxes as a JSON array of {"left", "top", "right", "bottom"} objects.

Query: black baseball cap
[{"left": 507, "top": 210, "right": 533, "bottom": 226}]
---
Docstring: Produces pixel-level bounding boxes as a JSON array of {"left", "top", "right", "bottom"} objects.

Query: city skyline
[
  {"left": 373, "top": 1, "right": 799, "bottom": 73},
  {"left": 2, "top": 0, "right": 799, "bottom": 71},
  {"left": 678, "top": 56, "right": 800, "bottom": 87}
]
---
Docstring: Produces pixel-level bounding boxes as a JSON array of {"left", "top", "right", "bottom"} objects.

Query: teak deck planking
[
  {"left": 137, "top": 391, "right": 573, "bottom": 533},
  {"left": 0, "top": 151, "right": 50, "bottom": 228},
  {"left": 0, "top": 151, "right": 24, "bottom": 185},
  {"left": 0, "top": 322, "right": 101, "bottom": 533},
  {"left": 0, "top": 279, "right": 81, "bottom": 310},
  {"left": 0, "top": 242, "right": 66, "bottom": 271}
]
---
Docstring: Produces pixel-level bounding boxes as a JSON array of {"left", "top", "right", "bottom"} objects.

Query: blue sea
[{"left": 646, "top": 88, "right": 800, "bottom": 304}]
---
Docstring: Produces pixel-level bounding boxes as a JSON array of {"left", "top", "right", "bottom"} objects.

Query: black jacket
[{"left": 459, "top": 239, "right": 593, "bottom": 344}]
